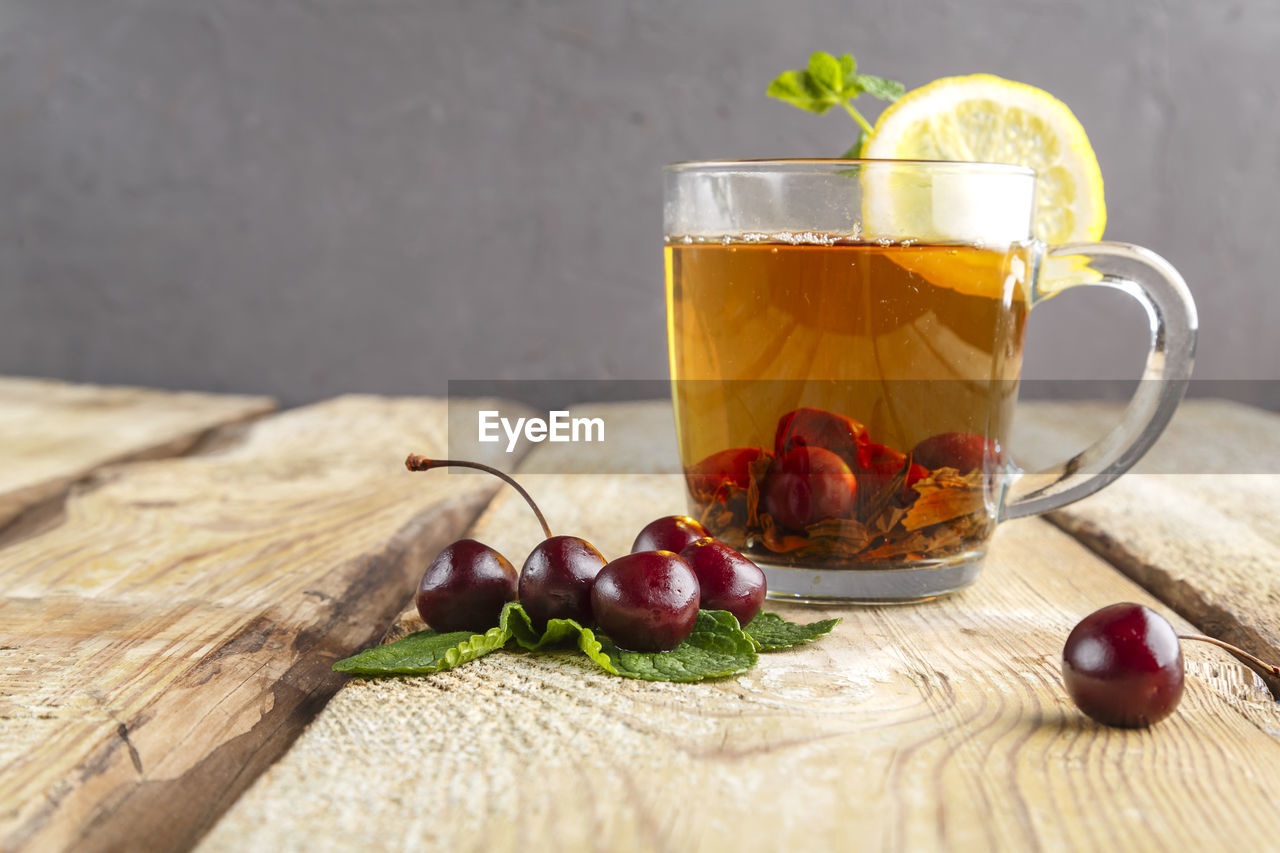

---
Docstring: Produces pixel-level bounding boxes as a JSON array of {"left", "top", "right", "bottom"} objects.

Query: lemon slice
[{"left": 862, "top": 73, "right": 1106, "bottom": 244}]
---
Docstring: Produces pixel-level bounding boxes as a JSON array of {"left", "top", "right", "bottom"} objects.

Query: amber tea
[{"left": 666, "top": 238, "right": 1031, "bottom": 573}]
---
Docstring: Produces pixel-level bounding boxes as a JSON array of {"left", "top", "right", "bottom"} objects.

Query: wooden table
[{"left": 2, "top": 378, "right": 1278, "bottom": 852}]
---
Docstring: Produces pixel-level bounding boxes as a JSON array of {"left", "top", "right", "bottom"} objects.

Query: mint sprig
[
  {"left": 744, "top": 612, "right": 841, "bottom": 651},
  {"left": 333, "top": 605, "right": 839, "bottom": 683},
  {"left": 766, "top": 50, "right": 905, "bottom": 157}
]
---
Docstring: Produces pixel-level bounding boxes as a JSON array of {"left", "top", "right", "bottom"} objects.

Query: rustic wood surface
[
  {"left": 202, "top": 400, "right": 1280, "bottom": 853},
  {"left": 0, "top": 394, "right": 526, "bottom": 853},
  {"left": 0, "top": 377, "right": 276, "bottom": 530},
  {"left": 1013, "top": 399, "right": 1280, "bottom": 692}
]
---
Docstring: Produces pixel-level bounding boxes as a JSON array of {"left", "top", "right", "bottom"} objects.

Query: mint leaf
[
  {"left": 501, "top": 601, "right": 593, "bottom": 651},
  {"left": 333, "top": 625, "right": 510, "bottom": 676},
  {"left": 587, "top": 610, "right": 759, "bottom": 683},
  {"left": 807, "top": 51, "right": 845, "bottom": 96},
  {"left": 766, "top": 69, "right": 837, "bottom": 114},
  {"left": 838, "top": 53, "right": 857, "bottom": 85},
  {"left": 853, "top": 74, "right": 905, "bottom": 101},
  {"left": 744, "top": 612, "right": 841, "bottom": 651}
]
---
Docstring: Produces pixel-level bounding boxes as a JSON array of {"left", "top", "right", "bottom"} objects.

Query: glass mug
[{"left": 663, "top": 160, "right": 1197, "bottom": 602}]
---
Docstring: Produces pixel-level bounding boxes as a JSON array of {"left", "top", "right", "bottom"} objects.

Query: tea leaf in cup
[{"left": 902, "top": 468, "right": 985, "bottom": 531}]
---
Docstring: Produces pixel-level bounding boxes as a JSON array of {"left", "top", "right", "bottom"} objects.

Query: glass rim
[{"left": 664, "top": 157, "right": 1036, "bottom": 178}]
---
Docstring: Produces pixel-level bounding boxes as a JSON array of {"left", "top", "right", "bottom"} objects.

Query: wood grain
[
  {"left": 1013, "top": 399, "right": 1280, "bottom": 692},
  {"left": 0, "top": 395, "right": 525, "bottom": 853},
  {"left": 204, "top": 400, "right": 1280, "bottom": 853},
  {"left": 0, "top": 377, "right": 276, "bottom": 530}
]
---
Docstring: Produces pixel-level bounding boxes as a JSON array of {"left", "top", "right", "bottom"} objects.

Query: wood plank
[
  {"left": 203, "top": 401, "right": 1280, "bottom": 852},
  {"left": 1012, "top": 399, "right": 1280, "bottom": 692},
  {"left": 0, "top": 395, "right": 527, "bottom": 853},
  {"left": 0, "top": 377, "right": 276, "bottom": 530}
]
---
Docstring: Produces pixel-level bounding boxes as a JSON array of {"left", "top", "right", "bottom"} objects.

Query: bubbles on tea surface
[
  {"left": 668, "top": 231, "right": 926, "bottom": 246},
  {"left": 769, "top": 231, "right": 842, "bottom": 246}
]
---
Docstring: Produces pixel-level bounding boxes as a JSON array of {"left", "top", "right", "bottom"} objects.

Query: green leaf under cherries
[
  {"left": 332, "top": 605, "right": 837, "bottom": 682},
  {"left": 332, "top": 625, "right": 509, "bottom": 676},
  {"left": 744, "top": 612, "right": 842, "bottom": 651},
  {"left": 500, "top": 601, "right": 604, "bottom": 655},
  {"left": 502, "top": 603, "right": 757, "bottom": 682},
  {"left": 590, "top": 609, "right": 759, "bottom": 683}
]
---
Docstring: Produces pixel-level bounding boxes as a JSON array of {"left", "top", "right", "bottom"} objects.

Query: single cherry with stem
[
  {"left": 405, "top": 455, "right": 606, "bottom": 629},
  {"left": 1063, "top": 602, "right": 1280, "bottom": 728},
  {"left": 520, "top": 535, "right": 607, "bottom": 628}
]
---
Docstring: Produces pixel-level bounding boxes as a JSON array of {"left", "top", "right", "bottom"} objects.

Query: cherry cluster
[
  {"left": 689, "top": 407, "right": 997, "bottom": 546},
  {"left": 402, "top": 455, "right": 1280, "bottom": 726},
  {"left": 406, "top": 456, "right": 766, "bottom": 652}
]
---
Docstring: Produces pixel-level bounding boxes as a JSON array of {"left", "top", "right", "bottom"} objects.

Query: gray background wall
[{"left": 1, "top": 0, "right": 1276, "bottom": 407}]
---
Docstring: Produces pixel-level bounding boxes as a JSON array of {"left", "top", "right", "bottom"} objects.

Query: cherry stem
[
  {"left": 405, "top": 455, "right": 553, "bottom": 539},
  {"left": 1177, "top": 633, "right": 1280, "bottom": 679}
]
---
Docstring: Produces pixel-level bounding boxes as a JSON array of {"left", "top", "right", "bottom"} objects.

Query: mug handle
[{"left": 1001, "top": 242, "right": 1198, "bottom": 520}]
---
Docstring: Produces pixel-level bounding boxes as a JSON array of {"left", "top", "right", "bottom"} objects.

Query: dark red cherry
[
  {"left": 1062, "top": 602, "right": 1184, "bottom": 728},
  {"left": 687, "top": 447, "right": 771, "bottom": 502},
  {"left": 911, "top": 432, "right": 1000, "bottom": 473},
  {"left": 774, "top": 407, "right": 867, "bottom": 460},
  {"left": 764, "top": 446, "right": 858, "bottom": 530},
  {"left": 518, "top": 535, "right": 607, "bottom": 628},
  {"left": 632, "top": 515, "right": 710, "bottom": 554},
  {"left": 416, "top": 539, "right": 518, "bottom": 633},
  {"left": 853, "top": 442, "right": 929, "bottom": 499},
  {"left": 679, "top": 537, "right": 766, "bottom": 626},
  {"left": 590, "top": 551, "right": 700, "bottom": 652}
]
